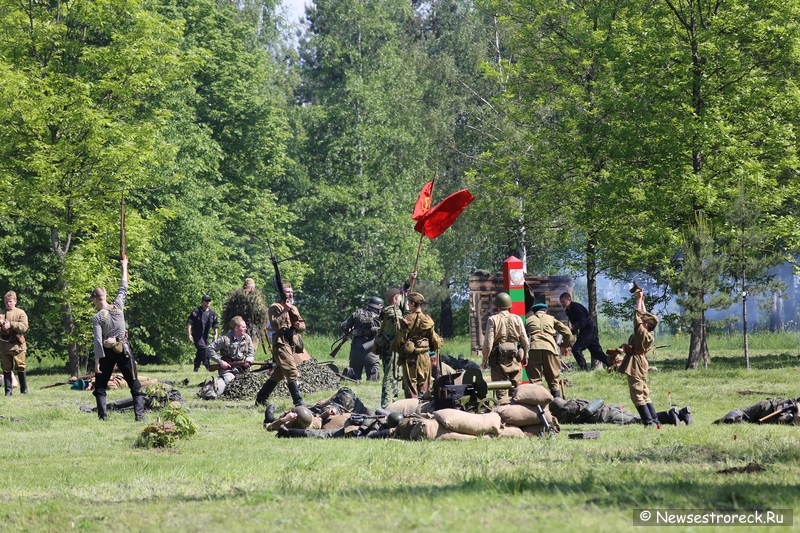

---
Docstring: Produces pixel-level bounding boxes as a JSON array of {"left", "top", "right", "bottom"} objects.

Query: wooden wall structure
[{"left": 468, "top": 271, "right": 573, "bottom": 355}]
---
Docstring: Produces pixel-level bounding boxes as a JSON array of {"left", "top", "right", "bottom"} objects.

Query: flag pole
[{"left": 410, "top": 175, "right": 435, "bottom": 293}]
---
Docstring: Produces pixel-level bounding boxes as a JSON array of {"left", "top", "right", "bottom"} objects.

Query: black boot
[
  {"left": 636, "top": 405, "right": 656, "bottom": 426},
  {"left": 287, "top": 380, "right": 304, "bottom": 407},
  {"left": 17, "top": 371, "right": 27, "bottom": 394},
  {"left": 647, "top": 403, "right": 659, "bottom": 426},
  {"left": 255, "top": 379, "right": 278, "bottom": 407},
  {"left": 94, "top": 391, "right": 108, "bottom": 420},
  {"left": 133, "top": 392, "right": 146, "bottom": 422},
  {"left": 656, "top": 407, "right": 680, "bottom": 426},
  {"left": 550, "top": 389, "right": 561, "bottom": 399},
  {"left": 277, "top": 426, "right": 307, "bottom": 438},
  {"left": 3, "top": 372, "right": 12, "bottom": 396},
  {"left": 678, "top": 406, "right": 693, "bottom": 425},
  {"left": 264, "top": 403, "right": 276, "bottom": 425}
]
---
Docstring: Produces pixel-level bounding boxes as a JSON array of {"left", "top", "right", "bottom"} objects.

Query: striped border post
[{"left": 503, "top": 256, "right": 533, "bottom": 383}]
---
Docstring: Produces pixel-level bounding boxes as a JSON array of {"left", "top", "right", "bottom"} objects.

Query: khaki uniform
[
  {"left": 267, "top": 301, "right": 305, "bottom": 385},
  {"left": 203, "top": 332, "right": 255, "bottom": 398},
  {"left": 0, "top": 307, "right": 28, "bottom": 372},
  {"left": 392, "top": 310, "right": 439, "bottom": 399},
  {"left": 482, "top": 310, "right": 529, "bottom": 405},
  {"left": 526, "top": 310, "right": 572, "bottom": 393},
  {"left": 617, "top": 310, "right": 656, "bottom": 407}
]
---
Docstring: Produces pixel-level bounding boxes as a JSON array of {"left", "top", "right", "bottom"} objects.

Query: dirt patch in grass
[{"left": 716, "top": 462, "right": 766, "bottom": 475}]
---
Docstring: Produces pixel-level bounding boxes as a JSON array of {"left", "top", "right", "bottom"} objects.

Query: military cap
[
  {"left": 202, "top": 294, "right": 212, "bottom": 302},
  {"left": 641, "top": 311, "right": 659, "bottom": 328},
  {"left": 243, "top": 278, "right": 255, "bottom": 289},
  {"left": 384, "top": 287, "right": 402, "bottom": 303},
  {"left": 530, "top": 302, "right": 548, "bottom": 312},
  {"left": 408, "top": 292, "right": 425, "bottom": 304},
  {"left": 229, "top": 316, "right": 244, "bottom": 328}
]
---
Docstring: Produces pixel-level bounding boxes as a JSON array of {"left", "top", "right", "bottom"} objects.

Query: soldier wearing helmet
[
  {"left": 481, "top": 292, "right": 530, "bottom": 405},
  {"left": 339, "top": 296, "right": 384, "bottom": 382},
  {"left": 392, "top": 291, "right": 441, "bottom": 399}
]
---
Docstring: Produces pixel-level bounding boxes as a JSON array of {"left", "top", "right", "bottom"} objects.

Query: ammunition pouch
[{"left": 493, "top": 341, "right": 518, "bottom": 363}]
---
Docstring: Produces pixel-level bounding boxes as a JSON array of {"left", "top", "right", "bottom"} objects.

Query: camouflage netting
[
  {"left": 221, "top": 288, "right": 269, "bottom": 343},
  {"left": 220, "top": 359, "right": 342, "bottom": 401}
]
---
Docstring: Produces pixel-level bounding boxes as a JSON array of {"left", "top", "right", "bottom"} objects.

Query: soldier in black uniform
[
  {"left": 187, "top": 295, "right": 219, "bottom": 371},
  {"left": 559, "top": 292, "right": 608, "bottom": 370},
  {"left": 340, "top": 297, "right": 383, "bottom": 381}
]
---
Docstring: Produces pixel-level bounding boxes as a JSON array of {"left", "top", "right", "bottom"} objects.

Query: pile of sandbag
[
  {"left": 494, "top": 383, "right": 557, "bottom": 438},
  {"left": 391, "top": 410, "right": 502, "bottom": 441}
]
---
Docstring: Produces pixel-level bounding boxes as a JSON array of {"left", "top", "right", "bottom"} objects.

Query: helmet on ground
[
  {"left": 367, "top": 296, "right": 384, "bottom": 313},
  {"left": 293, "top": 406, "right": 314, "bottom": 429},
  {"left": 386, "top": 412, "right": 404, "bottom": 428},
  {"left": 494, "top": 292, "right": 512, "bottom": 309}
]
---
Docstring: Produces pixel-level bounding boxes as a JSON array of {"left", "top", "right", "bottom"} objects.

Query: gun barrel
[{"left": 486, "top": 380, "right": 513, "bottom": 391}]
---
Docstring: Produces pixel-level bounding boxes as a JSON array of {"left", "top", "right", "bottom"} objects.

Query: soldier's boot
[
  {"left": 646, "top": 403, "right": 660, "bottom": 427},
  {"left": 255, "top": 379, "right": 278, "bottom": 407},
  {"left": 94, "top": 392, "right": 108, "bottom": 421},
  {"left": 550, "top": 388, "right": 561, "bottom": 399},
  {"left": 264, "top": 403, "right": 276, "bottom": 425},
  {"left": 287, "top": 380, "right": 304, "bottom": 407},
  {"left": 367, "top": 429, "right": 393, "bottom": 439},
  {"left": 678, "top": 406, "right": 693, "bottom": 426},
  {"left": 656, "top": 407, "right": 680, "bottom": 426},
  {"left": 133, "top": 391, "right": 146, "bottom": 422},
  {"left": 17, "top": 371, "right": 27, "bottom": 394},
  {"left": 277, "top": 426, "right": 307, "bottom": 438},
  {"left": 3, "top": 372, "right": 12, "bottom": 396},
  {"left": 636, "top": 405, "right": 656, "bottom": 426}
]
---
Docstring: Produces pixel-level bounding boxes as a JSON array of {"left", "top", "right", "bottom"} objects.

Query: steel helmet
[
  {"left": 494, "top": 292, "right": 512, "bottom": 309},
  {"left": 293, "top": 406, "right": 314, "bottom": 429}
]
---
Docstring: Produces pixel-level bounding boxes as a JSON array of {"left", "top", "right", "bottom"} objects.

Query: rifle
[
  {"left": 330, "top": 329, "right": 352, "bottom": 358},
  {"left": 207, "top": 361, "right": 273, "bottom": 372},
  {"left": 758, "top": 399, "right": 797, "bottom": 423},
  {"left": 120, "top": 191, "right": 126, "bottom": 261},
  {"left": 40, "top": 372, "right": 96, "bottom": 390},
  {"left": 267, "top": 238, "right": 286, "bottom": 303}
]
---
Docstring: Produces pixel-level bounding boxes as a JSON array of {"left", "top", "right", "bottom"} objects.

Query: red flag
[
  {"left": 414, "top": 189, "right": 475, "bottom": 239},
  {"left": 412, "top": 181, "right": 435, "bottom": 220}
]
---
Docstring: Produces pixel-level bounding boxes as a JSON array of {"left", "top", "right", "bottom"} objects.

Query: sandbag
[
  {"left": 420, "top": 418, "right": 442, "bottom": 441},
  {"left": 512, "top": 383, "right": 553, "bottom": 406},
  {"left": 436, "top": 431, "right": 477, "bottom": 441},
  {"left": 321, "top": 413, "right": 351, "bottom": 430},
  {"left": 494, "top": 404, "right": 553, "bottom": 426},
  {"left": 498, "top": 425, "right": 526, "bottom": 439},
  {"left": 386, "top": 398, "right": 426, "bottom": 415},
  {"left": 433, "top": 409, "right": 501, "bottom": 436},
  {"left": 520, "top": 424, "right": 546, "bottom": 437}
]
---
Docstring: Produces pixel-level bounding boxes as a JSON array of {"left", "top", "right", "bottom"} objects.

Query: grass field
[{"left": 1, "top": 333, "right": 799, "bottom": 532}]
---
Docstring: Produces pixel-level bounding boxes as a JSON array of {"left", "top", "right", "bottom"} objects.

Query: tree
[{"left": 0, "top": 0, "right": 192, "bottom": 374}]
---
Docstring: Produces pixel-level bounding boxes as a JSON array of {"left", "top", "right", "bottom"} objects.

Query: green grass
[{"left": 1, "top": 333, "right": 799, "bottom": 532}]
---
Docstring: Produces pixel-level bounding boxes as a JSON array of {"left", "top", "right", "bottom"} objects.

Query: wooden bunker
[{"left": 468, "top": 270, "right": 573, "bottom": 355}]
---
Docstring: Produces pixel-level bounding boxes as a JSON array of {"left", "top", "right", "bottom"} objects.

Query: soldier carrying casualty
[
  {"left": 481, "top": 292, "right": 529, "bottom": 405},
  {"left": 526, "top": 301, "right": 572, "bottom": 399},
  {"left": 340, "top": 296, "right": 383, "bottom": 381},
  {"left": 392, "top": 292, "right": 441, "bottom": 399},
  {"left": 198, "top": 316, "right": 254, "bottom": 400}
]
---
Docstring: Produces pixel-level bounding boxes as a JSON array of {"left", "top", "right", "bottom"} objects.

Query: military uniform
[
  {"left": 0, "top": 306, "right": 28, "bottom": 396},
  {"left": 91, "top": 278, "right": 144, "bottom": 420},
  {"left": 526, "top": 306, "right": 572, "bottom": 397},
  {"left": 482, "top": 310, "right": 529, "bottom": 405},
  {"left": 549, "top": 397, "right": 640, "bottom": 425},
  {"left": 563, "top": 300, "right": 608, "bottom": 370},
  {"left": 340, "top": 307, "right": 381, "bottom": 381},
  {"left": 617, "top": 310, "right": 657, "bottom": 406},
  {"left": 255, "top": 297, "right": 306, "bottom": 409},
  {"left": 392, "top": 294, "right": 439, "bottom": 399},
  {"left": 187, "top": 302, "right": 218, "bottom": 371},
  {"left": 375, "top": 303, "right": 404, "bottom": 408},
  {"left": 202, "top": 329, "right": 254, "bottom": 399}
]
